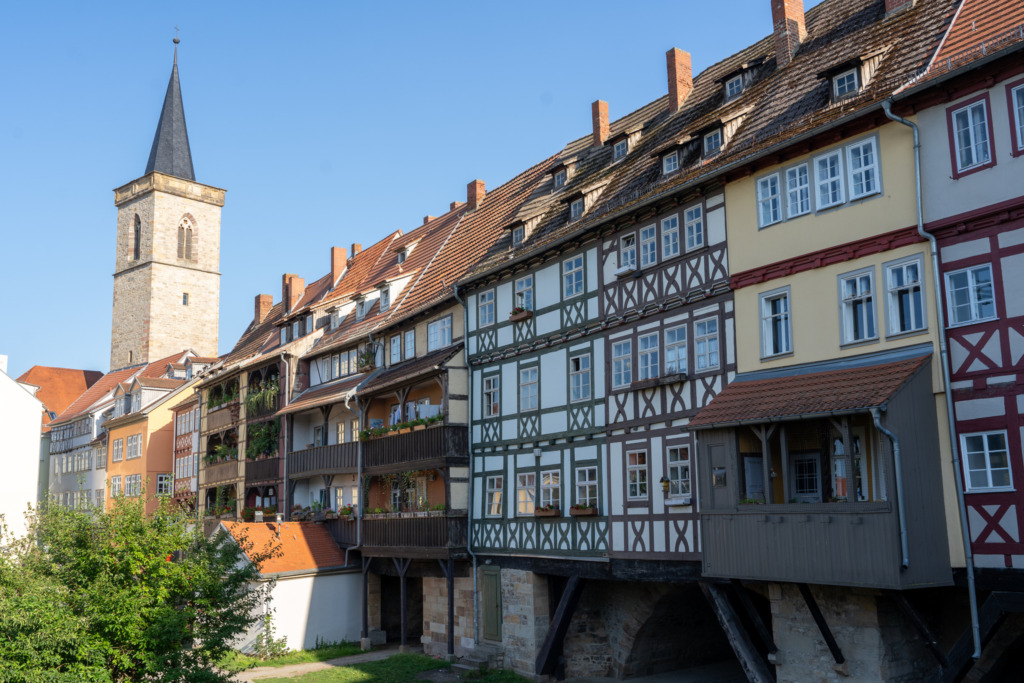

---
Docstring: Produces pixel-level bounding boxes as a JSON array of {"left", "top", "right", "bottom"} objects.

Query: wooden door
[{"left": 482, "top": 568, "right": 502, "bottom": 642}]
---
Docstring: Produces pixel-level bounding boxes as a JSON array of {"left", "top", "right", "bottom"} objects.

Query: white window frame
[
  {"left": 512, "top": 224, "right": 525, "bottom": 245},
  {"left": 514, "top": 274, "right": 534, "bottom": 311},
  {"left": 638, "top": 333, "right": 659, "bottom": 381},
  {"left": 540, "top": 470, "right": 560, "bottom": 508},
  {"left": 962, "top": 431, "right": 1012, "bottom": 492},
  {"left": 695, "top": 318, "right": 720, "bottom": 371},
  {"left": 846, "top": 138, "right": 879, "bottom": 200},
  {"left": 486, "top": 475, "right": 503, "bottom": 517},
  {"left": 815, "top": 150, "right": 845, "bottom": 209},
  {"left": 664, "top": 326, "right": 687, "bottom": 375},
  {"left": 946, "top": 264, "right": 996, "bottom": 326},
  {"left": 576, "top": 466, "right": 598, "bottom": 507},
  {"left": 703, "top": 129, "right": 723, "bottom": 157},
  {"left": 1012, "top": 84, "right": 1024, "bottom": 152},
  {"left": 885, "top": 256, "right": 926, "bottom": 335},
  {"left": 758, "top": 174, "right": 781, "bottom": 227},
  {"left": 111, "top": 475, "right": 122, "bottom": 497},
  {"left": 355, "top": 299, "right": 366, "bottom": 321},
  {"left": 483, "top": 375, "right": 500, "bottom": 418},
  {"left": 662, "top": 151, "right": 679, "bottom": 175},
  {"left": 427, "top": 315, "right": 452, "bottom": 351},
  {"left": 379, "top": 286, "right": 390, "bottom": 312},
  {"left": 570, "top": 354, "right": 591, "bottom": 403},
  {"left": 570, "top": 198, "right": 584, "bottom": 220},
  {"left": 833, "top": 68, "right": 859, "bottom": 98},
  {"left": 640, "top": 224, "right": 657, "bottom": 267},
  {"left": 613, "top": 138, "right": 628, "bottom": 160},
  {"left": 839, "top": 268, "right": 878, "bottom": 344},
  {"left": 684, "top": 205, "right": 704, "bottom": 251},
  {"left": 952, "top": 100, "right": 991, "bottom": 172},
  {"left": 113, "top": 438, "right": 123, "bottom": 463},
  {"left": 620, "top": 234, "right": 637, "bottom": 270},
  {"left": 390, "top": 334, "right": 401, "bottom": 364},
  {"left": 785, "top": 163, "right": 811, "bottom": 218},
  {"left": 517, "top": 473, "right": 536, "bottom": 516},
  {"left": 667, "top": 446, "right": 691, "bottom": 502},
  {"left": 725, "top": 75, "right": 743, "bottom": 99},
  {"left": 404, "top": 330, "right": 415, "bottom": 359},
  {"left": 760, "top": 287, "right": 792, "bottom": 358},
  {"left": 156, "top": 474, "right": 172, "bottom": 496},
  {"left": 553, "top": 168, "right": 567, "bottom": 188},
  {"left": 627, "top": 450, "right": 649, "bottom": 500},
  {"left": 397, "top": 248, "right": 407, "bottom": 264},
  {"left": 519, "top": 366, "right": 538, "bottom": 412},
  {"left": 612, "top": 340, "right": 632, "bottom": 388},
  {"left": 563, "top": 255, "right": 584, "bottom": 299},
  {"left": 663, "top": 214, "right": 681, "bottom": 259}
]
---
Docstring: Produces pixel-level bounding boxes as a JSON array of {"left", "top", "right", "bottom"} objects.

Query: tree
[{"left": 0, "top": 493, "right": 280, "bottom": 682}]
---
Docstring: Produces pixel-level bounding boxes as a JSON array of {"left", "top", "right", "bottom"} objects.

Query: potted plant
[
  {"left": 569, "top": 503, "right": 598, "bottom": 517},
  {"left": 534, "top": 504, "right": 560, "bottom": 518},
  {"left": 509, "top": 306, "right": 532, "bottom": 322},
  {"left": 357, "top": 349, "right": 376, "bottom": 372},
  {"left": 428, "top": 503, "right": 446, "bottom": 517},
  {"left": 339, "top": 504, "right": 355, "bottom": 520}
]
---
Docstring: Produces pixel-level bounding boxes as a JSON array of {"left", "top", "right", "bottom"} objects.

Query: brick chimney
[
  {"left": 423, "top": 215, "right": 436, "bottom": 225},
  {"left": 254, "top": 294, "right": 273, "bottom": 324},
  {"left": 281, "top": 274, "right": 305, "bottom": 312},
  {"left": 772, "top": 0, "right": 807, "bottom": 69},
  {"left": 666, "top": 49, "right": 693, "bottom": 113},
  {"left": 592, "top": 100, "right": 609, "bottom": 147},
  {"left": 331, "top": 246, "right": 347, "bottom": 283},
  {"left": 884, "top": 0, "right": 914, "bottom": 14},
  {"left": 468, "top": 180, "right": 485, "bottom": 211},
  {"left": 450, "top": 201, "right": 464, "bottom": 211},
  {"left": 351, "top": 243, "right": 362, "bottom": 257}
]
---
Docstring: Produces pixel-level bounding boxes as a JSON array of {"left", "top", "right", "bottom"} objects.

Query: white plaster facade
[{"left": 0, "top": 366, "right": 44, "bottom": 540}]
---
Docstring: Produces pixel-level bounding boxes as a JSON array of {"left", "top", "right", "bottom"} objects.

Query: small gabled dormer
[
  {"left": 607, "top": 126, "right": 643, "bottom": 163},
  {"left": 549, "top": 160, "right": 574, "bottom": 190},
  {"left": 652, "top": 137, "right": 693, "bottom": 176},
  {"left": 376, "top": 280, "right": 391, "bottom": 312},
  {"left": 505, "top": 214, "right": 542, "bottom": 247},
  {"left": 568, "top": 193, "right": 585, "bottom": 221},
  {"left": 353, "top": 294, "right": 368, "bottom": 321},
  {"left": 818, "top": 49, "right": 887, "bottom": 104},
  {"left": 326, "top": 305, "right": 342, "bottom": 331},
  {"left": 716, "top": 58, "right": 766, "bottom": 102}
]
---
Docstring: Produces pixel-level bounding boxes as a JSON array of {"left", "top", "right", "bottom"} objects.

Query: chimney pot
[
  {"left": 281, "top": 274, "right": 305, "bottom": 312},
  {"left": 331, "top": 246, "right": 347, "bottom": 283},
  {"left": 772, "top": 0, "right": 807, "bottom": 69},
  {"left": 666, "top": 49, "right": 693, "bottom": 113},
  {"left": 592, "top": 100, "right": 609, "bottom": 147},
  {"left": 467, "top": 180, "right": 485, "bottom": 211},
  {"left": 255, "top": 294, "right": 273, "bottom": 324}
]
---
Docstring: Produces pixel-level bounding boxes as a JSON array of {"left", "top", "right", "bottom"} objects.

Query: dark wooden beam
[
  {"left": 439, "top": 558, "right": 455, "bottom": 656},
  {"left": 535, "top": 575, "right": 585, "bottom": 676},
  {"left": 730, "top": 580, "right": 777, "bottom": 655},
  {"left": 797, "top": 583, "right": 845, "bottom": 667},
  {"left": 890, "top": 592, "right": 947, "bottom": 668},
  {"left": 393, "top": 557, "right": 412, "bottom": 649},
  {"left": 701, "top": 581, "right": 775, "bottom": 683}
]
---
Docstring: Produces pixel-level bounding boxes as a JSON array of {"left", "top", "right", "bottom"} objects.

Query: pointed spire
[{"left": 144, "top": 36, "right": 195, "bottom": 181}]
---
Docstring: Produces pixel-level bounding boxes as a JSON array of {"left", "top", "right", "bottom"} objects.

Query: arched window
[
  {"left": 133, "top": 215, "right": 141, "bottom": 260},
  {"left": 177, "top": 217, "right": 195, "bottom": 261},
  {"left": 185, "top": 227, "right": 193, "bottom": 260},
  {"left": 177, "top": 226, "right": 185, "bottom": 258}
]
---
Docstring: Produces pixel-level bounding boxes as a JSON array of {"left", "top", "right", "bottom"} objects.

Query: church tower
[{"left": 110, "top": 39, "right": 224, "bottom": 370}]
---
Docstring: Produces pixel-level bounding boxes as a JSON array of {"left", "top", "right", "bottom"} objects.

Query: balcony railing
[
  {"left": 245, "top": 392, "right": 280, "bottom": 420},
  {"left": 323, "top": 517, "right": 360, "bottom": 547},
  {"left": 288, "top": 443, "right": 358, "bottom": 478},
  {"left": 205, "top": 402, "right": 240, "bottom": 433},
  {"left": 360, "top": 514, "right": 468, "bottom": 555},
  {"left": 363, "top": 426, "right": 468, "bottom": 472},
  {"left": 245, "top": 457, "right": 281, "bottom": 483},
  {"left": 201, "top": 459, "right": 241, "bottom": 487}
]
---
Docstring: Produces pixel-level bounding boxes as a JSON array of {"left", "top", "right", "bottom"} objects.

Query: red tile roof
[
  {"left": 930, "top": 0, "right": 1024, "bottom": 74},
  {"left": 277, "top": 375, "right": 364, "bottom": 416},
  {"left": 688, "top": 355, "right": 930, "bottom": 429},
  {"left": 138, "top": 351, "right": 191, "bottom": 378},
  {"left": 16, "top": 366, "right": 104, "bottom": 432},
  {"left": 360, "top": 344, "right": 463, "bottom": 395},
  {"left": 51, "top": 366, "right": 140, "bottom": 424},
  {"left": 221, "top": 521, "right": 348, "bottom": 574},
  {"left": 134, "top": 377, "right": 186, "bottom": 390}
]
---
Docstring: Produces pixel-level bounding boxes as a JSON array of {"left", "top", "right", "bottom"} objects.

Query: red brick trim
[
  {"left": 925, "top": 195, "right": 1024, "bottom": 241},
  {"left": 1006, "top": 77, "right": 1024, "bottom": 158},
  {"left": 730, "top": 226, "right": 923, "bottom": 290},
  {"left": 946, "top": 92, "right": 998, "bottom": 180}
]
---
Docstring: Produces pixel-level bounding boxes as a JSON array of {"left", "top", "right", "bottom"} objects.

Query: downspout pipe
[
  {"left": 882, "top": 99, "right": 981, "bottom": 659},
  {"left": 871, "top": 407, "right": 909, "bottom": 569},
  {"left": 281, "top": 354, "right": 291, "bottom": 520},
  {"left": 345, "top": 396, "right": 362, "bottom": 568},
  {"left": 452, "top": 283, "right": 480, "bottom": 647}
]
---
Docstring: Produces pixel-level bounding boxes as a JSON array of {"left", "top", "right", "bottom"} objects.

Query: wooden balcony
[
  {"left": 245, "top": 393, "right": 280, "bottom": 421},
  {"left": 288, "top": 443, "right": 358, "bottom": 479},
  {"left": 245, "top": 457, "right": 281, "bottom": 483},
  {"left": 363, "top": 426, "right": 468, "bottom": 474},
  {"left": 205, "top": 402, "right": 240, "bottom": 433},
  {"left": 201, "top": 459, "right": 241, "bottom": 487},
  {"left": 360, "top": 513, "right": 468, "bottom": 558},
  {"left": 323, "top": 517, "right": 360, "bottom": 547}
]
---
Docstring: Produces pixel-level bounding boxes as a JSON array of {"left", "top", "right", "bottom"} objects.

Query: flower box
[
  {"left": 509, "top": 310, "right": 533, "bottom": 322},
  {"left": 570, "top": 507, "right": 598, "bottom": 517},
  {"left": 534, "top": 507, "right": 561, "bottom": 518}
]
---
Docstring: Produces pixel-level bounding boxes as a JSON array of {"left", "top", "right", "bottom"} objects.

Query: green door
[{"left": 482, "top": 568, "right": 502, "bottom": 642}]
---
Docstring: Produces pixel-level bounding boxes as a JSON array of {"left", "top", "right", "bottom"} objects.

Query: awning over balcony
[
  {"left": 277, "top": 375, "right": 363, "bottom": 416},
  {"left": 689, "top": 347, "right": 931, "bottom": 430},
  {"left": 360, "top": 343, "right": 463, "bottom": 395}
]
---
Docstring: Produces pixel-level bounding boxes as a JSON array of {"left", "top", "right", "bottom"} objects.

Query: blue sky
[{"left": 1, "top": 0, "right": 824, "bottom": 379}]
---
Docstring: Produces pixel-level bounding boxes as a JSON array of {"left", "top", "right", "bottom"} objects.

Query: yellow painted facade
[{"left": 105, "top": 398, "right": 175, "bottom": 515}]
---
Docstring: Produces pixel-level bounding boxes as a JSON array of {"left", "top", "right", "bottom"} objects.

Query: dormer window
[
  {"left": 131, "top": 392, "right": 141, "bottom": 413},
  {"left": 554, "top": 169, "right": 567, "bottom": 188},
  {"left": 570, "top": 198, "right": 584, "bottom": 220},
  {"left": 397, "top": 249, "right": 407, "bottom": 264},
  {"left": 725, "top": 75, "right": 743, "bottom": 100},
  {"left": 512, "top": 224, "right": 525, "bottom": 246},
  {"left": 280, "top": 325, "right": 292, "bottom": 345},
  {"left": 703, "top": 129, "right": 723, "bottom": 157},
  {"left": 613, "top": 139, "right": 628, "bottom": 160},
  {"left": 662, "top": 151, "right": 679, "bottom": 175},
  {"left": 833, "top": 68, "right": 860, "bottom": 99},
  {"left": 379, "top": 286, "right": 390, "bottom": 311},
  {"left": 356, "top": 299, "right": 367, "bottom": 320}
]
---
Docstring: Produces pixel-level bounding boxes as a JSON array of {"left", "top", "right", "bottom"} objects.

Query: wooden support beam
[
  {"left": 439, "top": 558, "right": 455, "bottom": 656},
  {"left": 393, "top": 557, "right": 412, "bottom": 649},
  {"left": 361, "top": 556, "right": 371, "bottom": 641},
  {"left": 938, "top": 591, "right": 1020, "bottom": 683},
  {"left": 535, "top": 575, "right": 585, "bottom": 676},
  {"left": 700, "top": 581, "right": 775, "bottom": 683},
  {"left": 730, "top": 580, "right": 777, "bottom": 655},
  {"left": 797, "top": 583, "right": 845, "bottom": 667},
  {"left": 890, "top": 592, "right": 947, "bottom": 668},
  {"left": 779, "top": 426, "right": 790, "bottom": 503}
]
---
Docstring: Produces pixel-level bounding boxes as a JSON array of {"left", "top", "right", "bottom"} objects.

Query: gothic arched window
[
  {"left": 185, "top": 227, "right": 193, "bottom": 260},
  {"left": 177, "top": 217, "right": 195, "bottom": 261},
  {"left": 177, "top": 226, "right": 185, "bottom": 258},
  {"left": 133, "top": 215, "right": 141, "bottom": 260}
]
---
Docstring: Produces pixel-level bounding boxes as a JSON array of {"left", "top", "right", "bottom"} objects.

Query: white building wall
[{"left": 0, "top": 372, "right": 43, "bottom": 540}]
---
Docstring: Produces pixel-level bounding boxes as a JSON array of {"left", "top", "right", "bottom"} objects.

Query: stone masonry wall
[
  {"left": 421, "top": 575, "right": 474, "bottom": 658},
  {"left": 770, "top": 582, "right": 937, "bottom": 683},
  {"left": 498, "top": 568, "right": 549, "bottom": 676}
]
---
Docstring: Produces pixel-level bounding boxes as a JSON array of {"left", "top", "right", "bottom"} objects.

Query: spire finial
[{"left": 173, "top": 27, "right": 180, "bottom": 65}]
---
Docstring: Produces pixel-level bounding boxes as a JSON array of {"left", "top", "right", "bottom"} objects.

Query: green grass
[
  {"left": 218, "top": 640, "right": 364, "bottom": 672},
  {"left": 254, "top": 653, "right": 450, "bottom": 682}
]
